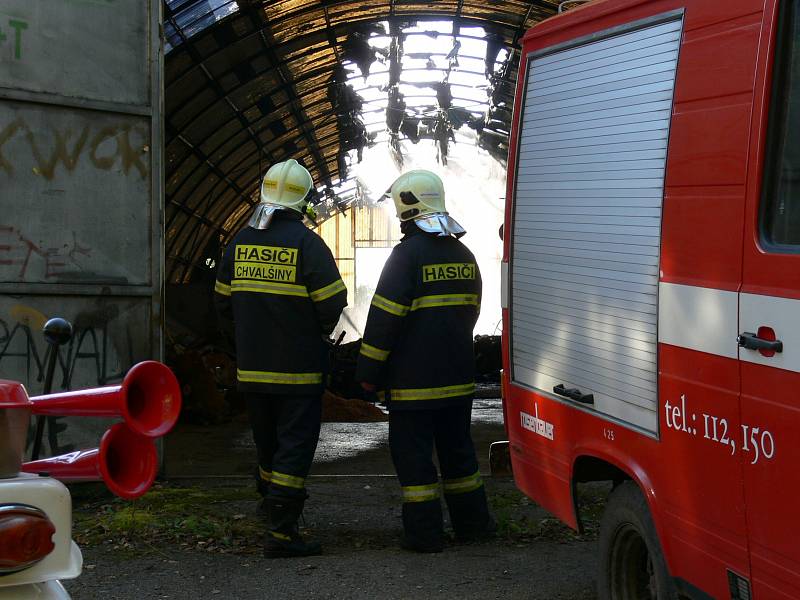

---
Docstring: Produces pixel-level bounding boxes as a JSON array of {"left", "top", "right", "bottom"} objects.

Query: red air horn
[
  {"left": 22, "top": 423, "right": 158, "bottom": 500},
  {"left": 11, "top": 319, "right": 182, "bottom": 500},
  {"left": 27, "top": 361, "right": 181, "bottom": 439}
]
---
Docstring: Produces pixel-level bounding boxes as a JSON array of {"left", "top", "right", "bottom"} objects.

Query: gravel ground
[
  {"left": 64, "top": 401, "right": 601, "bottom": 599},
  {"left": 68, "top": 540, "right": 596, "bottom": 599},
  {"left": 65, "top": 477, "right": 599, "bottom": 600}
]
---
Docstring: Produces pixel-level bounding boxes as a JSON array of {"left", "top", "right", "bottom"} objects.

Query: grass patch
[
  {"left": 72, "top": 484, "right": 264, "bottom": 556},
  {"left": 488, "top": 482, "right": 607, "bottom": 543},
  {"left": 70, "top": 480, "right": 611, "bottom": 556}
]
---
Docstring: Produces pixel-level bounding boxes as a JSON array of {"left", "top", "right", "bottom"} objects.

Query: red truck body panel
[{"left": 503, "top": 0, "right": 800, "bottom": 597}]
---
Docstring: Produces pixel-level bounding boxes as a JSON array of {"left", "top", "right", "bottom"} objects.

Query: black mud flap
[{"left": 489, "top": 440, "right": 512, "bottom": 478}]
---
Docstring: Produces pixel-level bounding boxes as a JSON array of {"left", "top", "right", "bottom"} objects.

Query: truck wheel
[{"left": 597, "top": 481, "right": 677, "bottom": 600}]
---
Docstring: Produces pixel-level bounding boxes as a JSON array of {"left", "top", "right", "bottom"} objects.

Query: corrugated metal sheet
[
  {"left": 353, "top": 205, "right": 402, "bottom": 248},
  {"left": 510, "top": 15, "right": 683, "bottom": 434},
  {"left": 317, "top": 212, "right": 356, "bottom": 304}
]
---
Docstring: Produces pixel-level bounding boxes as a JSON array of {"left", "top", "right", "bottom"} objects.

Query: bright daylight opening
[{"left": 312, "top": 20, "right": 510, "bottom": 341}]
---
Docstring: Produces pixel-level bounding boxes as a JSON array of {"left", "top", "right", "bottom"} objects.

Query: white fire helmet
[
  {"left": 249, "top": 159, "right": 314, "bottom": 229},
  {"left": 389, "top": 169, "right": 466, "bottom": 237},
  {"left": 260, "top": 159, "right": 313, "bottom": 212}
]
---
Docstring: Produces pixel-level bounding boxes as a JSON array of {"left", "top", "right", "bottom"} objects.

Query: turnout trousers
[
  {"left": 389, "top": 401, "right": 493, "bottom": 548},
  {"left": 246, "top": 392, "right": 322, "bottom": 500}
]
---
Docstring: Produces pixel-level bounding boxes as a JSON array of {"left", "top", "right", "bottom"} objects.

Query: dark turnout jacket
[
  {"left": 215, "top": 211, "right": 347, "bottom": 395},
  {"left": 356, "top": 225, "right": 481, "bottom": 410}
]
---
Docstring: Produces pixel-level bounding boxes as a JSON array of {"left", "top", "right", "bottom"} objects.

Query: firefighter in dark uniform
[
  {"left": 356, "top": 169, "right": 495, "bottom": 552},
  {"left": 215, "top": 159, "right": 347, "bottom": 558}
]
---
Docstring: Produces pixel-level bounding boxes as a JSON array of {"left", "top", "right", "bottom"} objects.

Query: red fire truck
[{"left": 501, "top": 0, "right": 799, "bottom": 598}]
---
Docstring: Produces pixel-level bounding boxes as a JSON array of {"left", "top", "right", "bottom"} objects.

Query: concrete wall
[{"left": 0, "top": 0, "right": 163, "bottom": 454}]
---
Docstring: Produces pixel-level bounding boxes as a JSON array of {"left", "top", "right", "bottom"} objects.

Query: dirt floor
[{"left": 63, "top": 399, "right": 604, "bottom": 599}]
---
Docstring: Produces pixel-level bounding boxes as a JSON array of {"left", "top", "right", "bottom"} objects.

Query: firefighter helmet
[
  {"left": 259, "top": 159, "right": 313, "bottom": 213},
  {"left": 390, "top": 169, "right": 446, "bottom": 221},
  {"left": 389, "top": 169, "right": 466, "bottom": 238}
]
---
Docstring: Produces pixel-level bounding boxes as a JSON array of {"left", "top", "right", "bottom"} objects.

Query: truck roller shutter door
[{"left": 510, "top": 13, "right": 683, "bottom": 434}]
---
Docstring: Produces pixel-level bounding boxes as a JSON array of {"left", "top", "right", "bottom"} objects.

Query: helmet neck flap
[
  {"left": 414, "top": 213, "right": 467, "bottom": 238},
  {"left": 390, "top": 170, "right": 466, "bottom": 237}
]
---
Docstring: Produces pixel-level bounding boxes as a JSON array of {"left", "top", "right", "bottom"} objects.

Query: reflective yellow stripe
[
  {"left": 259, "top": 467, "right": 272, "bottom": 483},
  {"left": 402, "top": 483, "right": 440, "bottom": 503},
  {"left": 271, "top": 471, "right": 305, "bottom": 489},
  {"left": 237, "top": 369, "right": 323, "bottom": 385},
  {"left": 372, "top": 294, "right": 410, "bottom": 317},
  {"left": 390, "top": 382, "right": 475, "bottom": 402},
  {"left": 231, "top": 280, "right": 309, "bottom": 297},
  {"left": 214, "top": 280, "right": 231, "bottom": 296},
  {"left": 410, "top": 294, "right": 479, "bottom": 311},
  {"left": 285, "top": 183, "right": 306, "bottom": 194},
  {"left": 309, "top": 278, "right": 346, "bottom": 302},
  {"left": 268, "top": 530, "right": 291, "bottom": 541},
  {"left": 359, "top": 342, "right": 390, "bottom": 362},
  {"left": 443, "top": 471, "right": 483, "bottom": 495}
]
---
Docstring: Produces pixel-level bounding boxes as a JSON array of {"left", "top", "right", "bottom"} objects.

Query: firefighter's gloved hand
[{"left": 323, "top": 330, "right": 346, "bottom": 346}]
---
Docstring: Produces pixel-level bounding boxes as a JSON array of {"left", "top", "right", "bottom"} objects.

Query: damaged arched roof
[{"left": 164, "top": 0, "right": 561, "bottom": 283}]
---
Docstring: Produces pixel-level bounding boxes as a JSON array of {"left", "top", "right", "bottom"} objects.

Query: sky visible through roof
[
  {"left": 319, "top": 20, "right": 510, "bottom": 212},
  {"left": 166, "top": 4, "right": 507, "bottom": 335},
  {"left": 334, "top": 130, "right": 506, "bottom": 340},
  {"left": 164, "top": 0, "right": 240, "bottom": 52},
  {"left": 327, "top": 21, "right": 508, "bottom": 337}
]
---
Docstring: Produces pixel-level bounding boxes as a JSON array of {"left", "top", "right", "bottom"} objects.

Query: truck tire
[{"left": 597, "top": 481, "right": 678, "bottom": 600}]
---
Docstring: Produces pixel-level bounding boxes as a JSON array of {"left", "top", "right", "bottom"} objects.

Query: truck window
[{"left": 762, "top": 0, "right": 800, "bottom": 247}]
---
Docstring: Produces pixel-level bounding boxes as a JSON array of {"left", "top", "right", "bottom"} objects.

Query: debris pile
[{"left": 322, "top": 390, "right": 387, "bottom": 422}]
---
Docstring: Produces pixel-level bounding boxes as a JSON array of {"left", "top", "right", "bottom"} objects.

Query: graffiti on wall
[
  {"left": 0, "top": 299, "right": 147, "bottom": 456},
  {"left": 0, "top": 119, "right": 149, "bottom": 181},
  {"left": 0, "top": 305, "right": 132, "bottom": 387},
  {"left": 1, "top": 0, "right": 157, "bottom": 457},
  {"left": 0, "top": 15, "right": 27, "bottom": 61},
  {"left": 0, "top": 225, "right": 92, "bottom": 281},
  {"left": 0, "top": 106, "right": 154, "bottom": 452}
]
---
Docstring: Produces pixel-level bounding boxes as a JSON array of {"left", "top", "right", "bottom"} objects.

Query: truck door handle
[
  {"left": 553, "top": 384, "right": 594, "bottom": 405},
  {"left": 737, "top": 332, "right": 783, "bottom": 354}
]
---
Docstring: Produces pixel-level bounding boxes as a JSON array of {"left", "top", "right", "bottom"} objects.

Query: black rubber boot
[
  {"left": 400, "top": 500, "right": 445, "bottom": 553},
  {"left": 264, "top": 498, "right": 322, "bottom": 558},
  {"left": 254, "top": 466, "right": 271, "bottom": 519},
  {"left": 256, "top": 496, "right": 270, "bottom": 520},
  {"left": 445, "top": 488, "right": 497, "bottom": 543}
]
